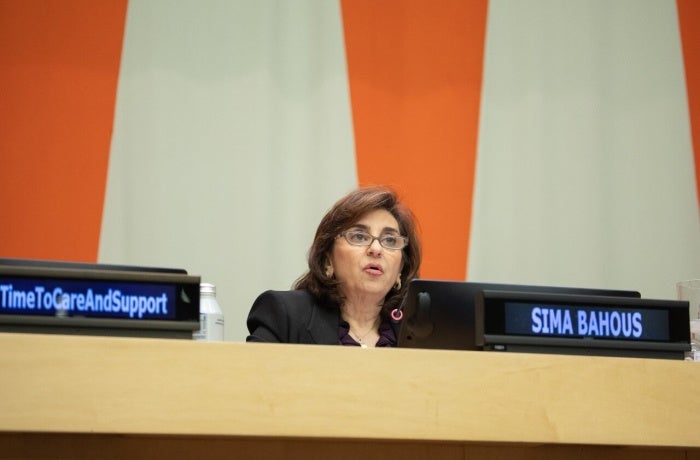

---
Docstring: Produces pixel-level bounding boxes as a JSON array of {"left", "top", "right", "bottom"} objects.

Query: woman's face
[{"left": 328, "top": 208, "right": 404, "bottom": 305}]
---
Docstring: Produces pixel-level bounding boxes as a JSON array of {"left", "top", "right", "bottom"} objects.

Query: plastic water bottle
[
  {"left": 688, "top": 323, "right": 700, "bottom": 362},
  {"left": 678, "top": 280, "right": 700, "bottom": 361},
  {"left": 193, "top": 282, "right": 224, "bottom": 341}
]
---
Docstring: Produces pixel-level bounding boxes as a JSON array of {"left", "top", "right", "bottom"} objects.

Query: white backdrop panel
[
  {"left": 99, "top": 0, "right": 357, "bottom": 341},
  {"left": 469, "top": 0, "right": 700, "bottom": 299}
]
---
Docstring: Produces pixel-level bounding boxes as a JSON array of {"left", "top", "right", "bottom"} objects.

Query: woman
[{"left": 246, "top": 185, "right": 422, "bottom": 347}]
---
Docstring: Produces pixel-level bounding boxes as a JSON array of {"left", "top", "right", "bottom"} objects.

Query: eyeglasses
[{"left": 338, "top": 230, "right": 408, "bottom": 250}]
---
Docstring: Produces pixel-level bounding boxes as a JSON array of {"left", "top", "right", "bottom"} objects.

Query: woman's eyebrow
[{"left": 350, "top": 223, "right": 399, "bottom": 234}]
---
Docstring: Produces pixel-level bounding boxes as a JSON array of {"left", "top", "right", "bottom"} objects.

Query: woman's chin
[{"left": 348, "top": 285, "right": 392, "bottom": 301}]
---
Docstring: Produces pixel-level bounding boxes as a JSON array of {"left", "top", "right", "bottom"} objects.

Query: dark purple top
[{"left": 339, "top": 319, "right": 396, "bottom": 347}]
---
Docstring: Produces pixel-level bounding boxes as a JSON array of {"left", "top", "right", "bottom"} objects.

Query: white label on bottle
[{"left": 193, "top": 312, "right": 224, "bottom": 341}]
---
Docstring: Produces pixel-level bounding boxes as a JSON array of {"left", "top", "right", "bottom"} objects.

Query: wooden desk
[{"left": 1, "top": 333, "right": 699, "bottom": 459}]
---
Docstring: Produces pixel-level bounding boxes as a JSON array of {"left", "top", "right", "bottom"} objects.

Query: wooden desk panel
[
  {"left": 1, "top": 333, "right": 698, "bottom": 458},
  {"left": 0, "top": 433, "right": 696, "bottom": 460}
]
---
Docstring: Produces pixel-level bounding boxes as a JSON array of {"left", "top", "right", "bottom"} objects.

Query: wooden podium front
[{"left": 1, "top": 332, "right": 699, "bottom": 459}]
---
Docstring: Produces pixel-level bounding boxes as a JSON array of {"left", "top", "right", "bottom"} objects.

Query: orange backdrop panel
[
  {"left": 677, "top": 0, "right": 700, "bottom": 209},
  {"left": 341, "top": 0, "right": 488, "bottom": 279},
  {"left": 0, "top": 0, "right": 127, "bottom": 262}
]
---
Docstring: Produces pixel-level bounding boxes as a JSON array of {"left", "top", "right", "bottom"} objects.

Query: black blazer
[
  {"left": 246, "top": 290, "right": 340, "bottom": 344},
  {"left": 246, "top": 289, "right": 400, "bottom": 345}
]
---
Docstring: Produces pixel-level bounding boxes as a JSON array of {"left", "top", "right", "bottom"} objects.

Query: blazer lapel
[{"left": 306, "top": 301, "right": 340, "bottom": 345}]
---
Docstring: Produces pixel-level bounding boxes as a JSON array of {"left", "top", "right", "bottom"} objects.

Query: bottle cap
[{"left": 200, "top": 282, "right": 216, "bottom": 296}]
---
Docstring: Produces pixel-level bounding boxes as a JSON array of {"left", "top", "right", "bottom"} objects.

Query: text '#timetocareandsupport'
[{"left": 0, "top": 284, "right": 169, "bottom": 319}]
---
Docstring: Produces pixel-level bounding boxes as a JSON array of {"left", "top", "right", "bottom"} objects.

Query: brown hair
[{"left": 294, "top": 185, "right": 422, "bottom": 316}]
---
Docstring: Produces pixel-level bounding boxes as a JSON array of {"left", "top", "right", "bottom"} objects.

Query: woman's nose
[{"left": 367, "top": 238, "right": 383, "bottom": 255}]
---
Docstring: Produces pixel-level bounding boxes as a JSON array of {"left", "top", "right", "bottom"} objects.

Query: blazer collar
[
  {"left": 306, "top": 300, "right": 403, "bottom": 346},
  {"left": 306, "top": 301, "right": 340, "bottom": 345}
]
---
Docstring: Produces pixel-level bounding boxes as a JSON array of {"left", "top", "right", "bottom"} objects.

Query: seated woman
[{"left": 246, "top": 186, "right": 422, "bottom": 347}]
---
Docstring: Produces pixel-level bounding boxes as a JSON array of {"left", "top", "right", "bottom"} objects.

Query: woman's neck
[
  {"left": 341, "top": 303, "right": 381, "bottom": 348},
  {"left": 341, "top": 299, "right": 382, "bottom": 326}
]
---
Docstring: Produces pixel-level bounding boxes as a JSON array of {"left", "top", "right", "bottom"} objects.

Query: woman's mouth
[{"left": 364, "top": 263, "right": 384, "bottom": 275}]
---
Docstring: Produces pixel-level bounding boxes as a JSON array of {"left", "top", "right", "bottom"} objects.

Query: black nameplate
[
  {"left": 476, "top": 290, "right": 690, "bottom": 359},
  {"left": 0, "top": 261, "right": 200, "bottom": 339}
]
